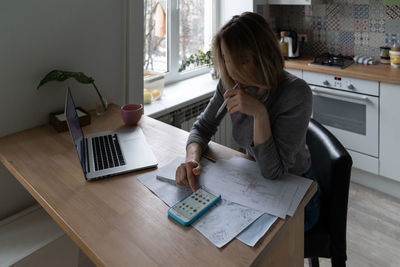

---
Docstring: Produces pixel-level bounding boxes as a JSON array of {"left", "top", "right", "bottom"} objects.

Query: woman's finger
[
  {"left": 176, "top": 164, "right": 188, "bottom": 185},
  {"left": 192, "top": 164, "right": 202, "bottom": 176},
  {"left": 185, "top": 163, "right": 197, "bottom": 192}
]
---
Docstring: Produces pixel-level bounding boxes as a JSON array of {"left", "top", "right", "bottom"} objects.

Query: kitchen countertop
[{"left": 285, "top": 57, "right": 400, "bottom": 85}]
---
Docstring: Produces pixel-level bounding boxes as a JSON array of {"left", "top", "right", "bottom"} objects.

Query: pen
[
  {"left": 202, "top": 154, "right": 216, "bottom": 163},
  {"left": 215, "top": 82, "right": 239, "bottom": 118}
]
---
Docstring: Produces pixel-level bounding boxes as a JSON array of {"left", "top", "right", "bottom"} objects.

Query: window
[{"left": 144, "top": 0, "right": 216, "bottom": 84}]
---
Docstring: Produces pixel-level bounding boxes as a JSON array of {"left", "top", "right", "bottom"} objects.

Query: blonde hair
[{"left": 212, "top": 12, "right": 284, "bottom": 96}]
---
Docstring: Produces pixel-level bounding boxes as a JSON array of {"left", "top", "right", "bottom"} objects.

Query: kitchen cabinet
[
  {"left": 379, "top": 82, "right": 400, "bottom": 182},
  {"left": 285, "top": 68, "right": 302, "bottom": 78},
  {"left": 268, "top": 0, "right": 311, "bottom": 5}
]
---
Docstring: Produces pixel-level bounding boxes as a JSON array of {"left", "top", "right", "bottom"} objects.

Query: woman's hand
[
  {"left": 225, "top": 84, "right": 271, "bottom": 146},
  {"left": 175, "top": 160, "right": 202, "bottom": 192},
  {"left": 224, "top": 85, "right": 266, "bottom": 118}
]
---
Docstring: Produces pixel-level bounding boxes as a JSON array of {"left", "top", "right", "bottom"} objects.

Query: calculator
[{"left": 168, "top": 186, "right": 221, "bottom": 226}]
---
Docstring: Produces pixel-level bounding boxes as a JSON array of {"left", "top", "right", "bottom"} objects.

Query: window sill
[{"left": 144, "top": 73, "right": 218, "bottom": 118}]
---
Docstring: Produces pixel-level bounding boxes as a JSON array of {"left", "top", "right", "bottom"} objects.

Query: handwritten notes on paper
[
  {"left": 199, "top": 156, "right": 312, "bottom": 219},
  {"left": 138, "top": 161, "right": 263, "bottom": 248},
  {"left": 138, "top": 156, "right": 311, "bottom": 248}
]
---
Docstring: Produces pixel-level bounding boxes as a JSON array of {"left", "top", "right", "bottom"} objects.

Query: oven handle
[{"left": 311, "top": 88, "right": 370, "bottom": 103}]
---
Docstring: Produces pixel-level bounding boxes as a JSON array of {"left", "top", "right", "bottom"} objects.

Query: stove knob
[{"left": 323, "top": 80, "right": 329, "bottom": 86}]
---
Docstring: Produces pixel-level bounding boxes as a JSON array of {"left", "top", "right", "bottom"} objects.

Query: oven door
[{"left": 310, "top": 86, "right": 379, "bottom": 157}]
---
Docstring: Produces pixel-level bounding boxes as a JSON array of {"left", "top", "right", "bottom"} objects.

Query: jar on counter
[
  {"left": 380, "top": 46, "right": 391, "bottom": 64},
  {"left": 390, "top": 43, "right": 400, "bottom": 68},
  {"left": 279, "top": 31, "right": 288, "bottom": 59}
]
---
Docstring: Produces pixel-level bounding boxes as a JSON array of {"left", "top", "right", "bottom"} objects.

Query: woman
[{"left": 175, "top": 12, "right": 319, "bottom": 231}]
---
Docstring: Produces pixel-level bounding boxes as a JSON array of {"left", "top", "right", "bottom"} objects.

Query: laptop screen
[{"left": 65, "top": 88, "right": 85, "bottom": 171}]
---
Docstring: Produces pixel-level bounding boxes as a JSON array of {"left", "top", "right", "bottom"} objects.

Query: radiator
[{"left": 156, "top": 98, "right": 239, "bottom": 151}]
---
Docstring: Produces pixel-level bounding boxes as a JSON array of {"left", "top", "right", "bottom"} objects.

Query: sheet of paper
[
  {"left": 155, "top": 156, "right": 212, "bottom": 184},
  {"left": 199, "top": 157, "right": 298, "bottom": 218},
  {"left": 193, "top": 200, "right": 263, "bottom": 248},
  {"left": 236, "top": 213, "right": 278, "bottom": 247},
  {"left": 230, "top": 156, "right": 312, "bottom": 217},
  {"left": 275, "top": 172, "right": 312, "bottom": 216},
  {"left": 138, "top": 161, "right": 263, "bottom": 248}
]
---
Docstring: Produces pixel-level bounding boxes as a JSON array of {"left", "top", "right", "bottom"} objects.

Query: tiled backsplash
[{"left": 267, "top": 0, "right": 400, "bottom": 58}]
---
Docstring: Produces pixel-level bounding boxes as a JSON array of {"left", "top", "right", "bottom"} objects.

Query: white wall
[
  {"left": 0, "top": 0, "right": 144, "bottom": 219},
  {"left": 0, "top": 0, "right": 125, "bottom": 137}
]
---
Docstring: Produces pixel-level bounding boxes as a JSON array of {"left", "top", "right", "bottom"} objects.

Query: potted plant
[
  {"left": 37, "top": 70, "right": 107, "bottom": 114},
  {"left": 179, "top": 50, "right": 218, "bottom": 79}
]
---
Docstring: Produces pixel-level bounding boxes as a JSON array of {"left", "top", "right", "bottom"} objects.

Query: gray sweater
[{"left": 187, "top": 71, "right": 312, "bottom": 179}]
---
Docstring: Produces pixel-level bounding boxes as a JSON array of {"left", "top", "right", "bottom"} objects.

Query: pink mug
[{"left": 121, "top": 104, "right": 143, "bottom": 125}]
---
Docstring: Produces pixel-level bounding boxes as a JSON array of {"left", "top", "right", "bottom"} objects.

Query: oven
[{"left": 303, "top": 71, "right": 379, "bottom": 158}]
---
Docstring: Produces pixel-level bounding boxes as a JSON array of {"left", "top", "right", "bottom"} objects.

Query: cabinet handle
[
  {"left": 312, "top": 88, "right": 369, "bottom": 103},
  {"left": 322, "top": 80, "right": 329, "bottom": 86}
]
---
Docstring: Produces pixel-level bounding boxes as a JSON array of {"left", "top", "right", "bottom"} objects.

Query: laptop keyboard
[{"left": 92, "top": 134, "right": 126, "bottom": 171}]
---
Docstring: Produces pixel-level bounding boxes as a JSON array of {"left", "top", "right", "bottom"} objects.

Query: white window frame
[{"left": 163, "top": 0, "right": 219, "bottom": 85}]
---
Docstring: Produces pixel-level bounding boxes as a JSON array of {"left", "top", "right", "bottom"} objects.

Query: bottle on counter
[
  {"left": 390, "top": 41, "right": 400, "bottom": 68},
  {"left": 280, "top": 31, "right": 288, "bottom": 59}
]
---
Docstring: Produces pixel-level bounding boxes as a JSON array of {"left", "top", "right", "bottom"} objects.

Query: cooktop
[{"left": 309, "top": 53, "right": 354, "bottom": 69}]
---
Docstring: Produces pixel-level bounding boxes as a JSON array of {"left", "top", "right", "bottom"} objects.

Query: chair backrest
[{"left": 306, "top": 119, "right": 353, "bottom": 261}]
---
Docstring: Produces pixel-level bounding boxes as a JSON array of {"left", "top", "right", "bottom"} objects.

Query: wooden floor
[{"left": 305, "top": 182, "right": 400, "bottom": 267}]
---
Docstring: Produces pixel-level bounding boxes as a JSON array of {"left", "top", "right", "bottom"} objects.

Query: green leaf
[
  {"left": 178, "top": 50, "right": 213, "bottom": 72},
  {"left": 37, "top": 70, "right": 94, "bottom": 89},
  {"left": 36, "top": 70, "right": 107, "bottom": 111}
]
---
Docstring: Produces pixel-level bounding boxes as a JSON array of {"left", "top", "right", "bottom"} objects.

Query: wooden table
[{"left": 0, "top": 104, "right": 317, "bottom": 267}]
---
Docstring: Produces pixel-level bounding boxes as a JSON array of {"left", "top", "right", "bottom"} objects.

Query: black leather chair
[{"left": 304, "top": 119, "right": 353, "bottom": 267}]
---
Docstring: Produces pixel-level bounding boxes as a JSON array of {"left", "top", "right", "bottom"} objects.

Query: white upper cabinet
[{"left": 268, "top": 0, "right": 311, "bottom": 5}]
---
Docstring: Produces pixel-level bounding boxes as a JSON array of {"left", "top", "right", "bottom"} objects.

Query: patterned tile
[
  {"left": 385, "top": 5, "right": 400, "bottom": 19},
  {"left": 326, "top": 30, "right": 340, "bottom": 44},
  {"left": 326, "top": 16, "right": 340, "bottom": 30},
  {"left": 385, "top": 19, "right": 400, "bottom": 34},
  {"left": 354, "top": 5, "right": 369, "bottom": 19},
  {"left": 354, "top": 45, "right": 370, "bottom": 56},
  {"left": 302, "top": 42, "right": 314, "bottom": 56},
  {"left": 370, "top": 0, "right": 387, "bottom": 18},
  {"left": 370, "top": 47, "right": 380, "bottom": 58},
  {"left": 326, "top": 3, "right": 341, "bottom": 18},
  {"left": 369, "top": 32, "right": 386, "bottom": 47},
  {"left": 302, "top": 16, "right": 313, "bottom": 29},
  {"left": 312, "top": 4, "right": 326, "bottom": 17},
  {"left": 355, "top": 18, "right": 370, "bottom": 31},
  {"left": 339, "top": 4, "right": 354, "bottom": 17},
  {"left": 304, "top": 5, "right": 312, "bottom": 16},
  {"left": 340, "top": 31, "right": 355, "bottom": 44},
  {"left": 313, "top": 41, "right": 327, "bottom": 55},
  {"left": 354, "top": 32, "right": 369, "bottom": 46},
  {"left": 340, "top": 44, "right": 355, "bottom": 56},
  {"left": 340, "top": 17, "right": 355, "bottom": 31},
  {"left": 276, "top": 1, "right": 399, "bottom": 54},
  {"left": 385, "top": 33, "right": 400, "bottom": 46},
  {"left": 302, "top": 28, "right": 314, "bottom": 43},
  {"left": 354, "top": 0, "right": 369, "bottom": 4},
  {"left": 313, "top": 16, "right": 326, "bottom": 30},
  {"left": 384, "top": 0, "right": 400, "bottom": 6},
  {"left": 370, "top": 18, "right": 386, "bottom": 32},
  {"left": 313, "top": 29, "right": 326, "bottom": 42},
  {"left": 327, "top": 44, "right": 341, "bottom": 55}
]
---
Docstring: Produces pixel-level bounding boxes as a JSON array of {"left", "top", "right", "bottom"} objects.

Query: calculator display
[{"left": 172, "top": 188, "right": 217, "bottom": 220}]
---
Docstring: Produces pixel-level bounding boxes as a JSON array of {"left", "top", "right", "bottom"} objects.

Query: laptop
[{"left": 65, "top": 88, "right": 158, "bottom": 180}]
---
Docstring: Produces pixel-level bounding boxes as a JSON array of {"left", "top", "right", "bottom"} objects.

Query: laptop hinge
[{"left": 82, "top": 138, "right": 90, "bottom": 174}]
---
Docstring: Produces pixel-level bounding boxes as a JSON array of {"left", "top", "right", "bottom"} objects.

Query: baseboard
[{"left": 351, "top": 168, "right": 400, "bottom": 200}]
